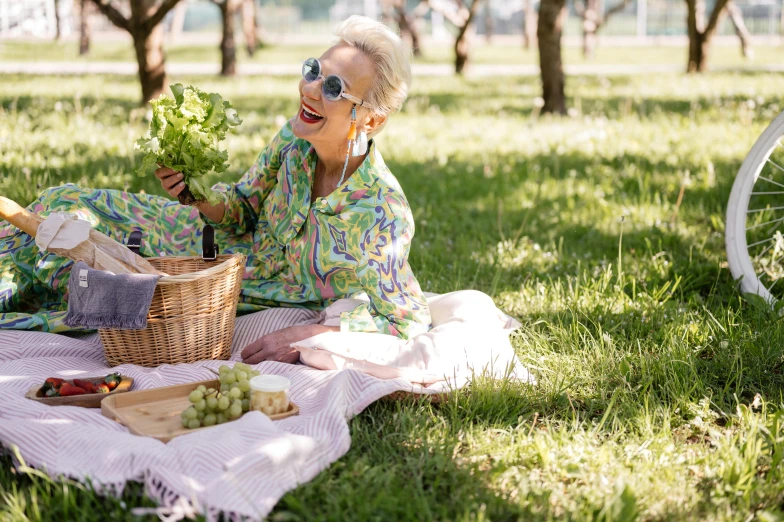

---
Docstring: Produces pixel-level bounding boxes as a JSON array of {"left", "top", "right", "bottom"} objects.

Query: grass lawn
[
  {"left": 1, "top": 69, "right": 784, "bottom": 520},
  {"left": 1, "top": 39, "right": 783, "bottom": 69}
]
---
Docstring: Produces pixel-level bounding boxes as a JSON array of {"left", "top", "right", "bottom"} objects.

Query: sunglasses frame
[{"left": 302, "top": 58, "right": 373, "bottom": 109}]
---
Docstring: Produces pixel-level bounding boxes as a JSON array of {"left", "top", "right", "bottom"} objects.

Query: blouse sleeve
[
  {"left": 205, "top": 126, "right": 286, "bottom": 236},
  {"left": 339, "top": 202, "right": 431, "bottom": 340}
]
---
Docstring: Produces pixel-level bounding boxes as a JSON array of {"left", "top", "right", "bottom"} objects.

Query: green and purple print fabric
[{"left": 0, "top": 122, "right": 432, "bottom": 338}]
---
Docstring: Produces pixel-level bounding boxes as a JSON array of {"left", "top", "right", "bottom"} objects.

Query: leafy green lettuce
[{"left": 135, "top": 84, "right": 242, "bottom": 205}]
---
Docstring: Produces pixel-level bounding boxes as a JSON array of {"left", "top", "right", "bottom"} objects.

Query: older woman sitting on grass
[{"left": 0, "top": 16, "right": 432, "bottom": 363}]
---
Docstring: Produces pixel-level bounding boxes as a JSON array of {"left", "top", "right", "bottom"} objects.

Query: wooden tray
[
  {"left": 25, "top": 375, "right": 133, "bottom": 408},
  {"left": 101, "top": 379, "right": 299, "bottom": 442}
]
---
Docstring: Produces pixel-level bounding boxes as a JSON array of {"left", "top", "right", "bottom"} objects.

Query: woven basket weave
[{"left": 100, "top": 253, "right": 246, "bottom": 367}]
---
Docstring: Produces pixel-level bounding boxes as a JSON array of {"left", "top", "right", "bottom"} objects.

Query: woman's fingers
[
  {"left": 154, "top": 166, "right": 176, "bottom": 179},
  {"left": 154, "top": 167, "right": 185, "bottom": 198},
  {"left": 241, "top": 339, "right": 265, "bottom": 362},
  {"left": 162, "top": 172, "right": 184, "bottom": 190}
]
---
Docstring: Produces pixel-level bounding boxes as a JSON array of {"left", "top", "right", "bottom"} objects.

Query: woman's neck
[{"left": 312, "top": 140, "right": 366, "bottom": 191}]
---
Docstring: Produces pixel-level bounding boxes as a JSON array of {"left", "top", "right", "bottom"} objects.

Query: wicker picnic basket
[{"left": 100, "top": 253, "right": 246, "bottom": 367}]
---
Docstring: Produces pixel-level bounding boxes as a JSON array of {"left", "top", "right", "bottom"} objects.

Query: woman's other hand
[
  {"left": 155, "top": 166, "right": 186, "bottom": 198},
  {"left": 241, "top": 324, "right": 338, "bottom": 364}
]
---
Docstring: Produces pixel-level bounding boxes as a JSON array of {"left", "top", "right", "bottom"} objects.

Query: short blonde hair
[{"left": 334, "top": 15, "right": 412, "bottom": 136}]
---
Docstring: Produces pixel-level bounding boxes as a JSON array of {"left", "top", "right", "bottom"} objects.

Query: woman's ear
[{"left": 363, "top": 112, "right": 386, "bottom": 135}]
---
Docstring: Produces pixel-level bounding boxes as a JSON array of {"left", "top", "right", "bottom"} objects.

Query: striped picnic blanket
[{"left": 0, "top": 307, "right": 468, "bottom": 521}]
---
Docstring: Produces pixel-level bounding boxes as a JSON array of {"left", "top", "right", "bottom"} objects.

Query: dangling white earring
[{"left": 351, "top": 130, "right": 368, "bottom": 157}]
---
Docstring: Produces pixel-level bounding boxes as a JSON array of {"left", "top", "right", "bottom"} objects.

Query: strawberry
[
  {"left": 44, "top": 377, "right": 65, "bottom": 389},
  {"left": 59, "top": 383, "right": 88, "bottom": 396},
  {"left": 94, "top": 383, "right": 111, "bottom": 394},
  {"left": 73, "top": 379, "right": 96, "bottom": 393},
  {"left": 104, "top": 373, "right": 122, "bottom": 390}
]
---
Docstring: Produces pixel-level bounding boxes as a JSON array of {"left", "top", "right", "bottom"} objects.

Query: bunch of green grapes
[{"left": 180, "top": 362, "right": 261, "bottom": 429}]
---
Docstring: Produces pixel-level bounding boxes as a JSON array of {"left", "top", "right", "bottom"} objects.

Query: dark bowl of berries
[{"left": 26, "top": 373, "right": 134, "bottom": 408}]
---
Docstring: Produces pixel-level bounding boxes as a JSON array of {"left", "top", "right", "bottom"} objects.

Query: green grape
[
  {"left": 180, "top": 409, "right": 190, "bottom": 420},
  {"left": 228, "top": 387, "right": 241, "bottom": 399},
  {"left": 206, "top": 388, "right": 216, "bottom": 395},
  {"left": 216, "top": 413, "right": 227, "bottom": 424},
  {"left": 236, "top": 371, "right": 248, "bottom": 381},
  {"left": 184, "top": 407, "right": 198, "bottom": 420},
  {"left": 197, "top": 410, "right": 205, "bottom": 420},
  {"left": 206, "top": 397, "right": 218, "bottom": 410},
  {"left": 203, "top": 413, "right": 217, "bottom": 427},
  {"left": 181, "top": 417, "right": 190, "bottom": 428},
  {"left": 188, "top": 390, "right": 204, "bottom": 403},
  {"left": 235, "top": 363, "right": 249, "bottom": 373},
  {"left": 220, "top": 384, "right": 229, "bottom": 393},
  {"left": 224, "top": 372, "right": 237, "bottom": 384},
  {"left": 241, "top": 398, "right": 250, "bottom": 412},
  {"left": 187, "top": 419, "right": 201, "bottom": 429},
  {"left": 238, "top": 380, "right": 250, "bottom": 393},
  {"left": 197, "top": 385, "right": 207, "bottom": 394},
  {"left": 229, "top": 401, "right": 243, "bottom": 419},
  {"left": 194, "top": 399, "right": 207, "bottom": 412},
  {"left": 251, "top": 370, "right": 261, "bottom": 377},
  {"left": 218, "top": 396, "right": 230, "bottom": 410},
  {"left": 219, "top": 365, "right": 230, "bottom": 374}
]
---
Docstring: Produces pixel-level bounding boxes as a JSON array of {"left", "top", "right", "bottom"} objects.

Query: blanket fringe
[{"left": 63, "top": 313, "right": 148, "bottom": 330}]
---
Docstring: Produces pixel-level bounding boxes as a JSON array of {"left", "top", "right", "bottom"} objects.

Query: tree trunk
[
  {"left": 169, "top": 1, "right": 187, "bottom": 44},
  {"left": 484, "top": 2, "right": 493, "bottom": 44},
  {"left": 538, "top": 0, "right": 567, "bottom": 114},
  {"left": 53, "top": 0, "right": 62, "bottom": 40},
  {"left": 132, "top": 23, "right": 167, "bottom": 103},
  {"left": 395, "top": 3, "right": 422, "bottom": 57},
  {"left": 685, "top": 0, "right": 729, "bottom": 72},
  {"left": 523, "top": 0, "right": 536, "bottom": 49},
  {"left": 219, "top": 0, "right": 238, "bottom": 76},
  {"left": 687, "top": 32, "right": 709, "bottom": 71},
  {"left": 79, "top": 0, "right": 91, "bottom": 55},
  {"left": 582, "top": 0, "right": 600, "bottom": 59},
  {"left": 726, "top": 0, "right": 753, "bottom": 59},
  {"left": 452, "top": 0, "right": 481, "bottom": 75},
  {"left": 241, "top": 0, "right": 259, "bottom": 57}
]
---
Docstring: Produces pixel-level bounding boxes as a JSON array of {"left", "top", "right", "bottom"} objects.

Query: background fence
[{"left": 1, "top": 0, "right": 782, "bottom": 41}]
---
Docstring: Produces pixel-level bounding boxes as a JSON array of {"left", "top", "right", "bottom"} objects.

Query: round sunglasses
[{"left": 301, "top": 58, "right": 373, "bottom": 109}]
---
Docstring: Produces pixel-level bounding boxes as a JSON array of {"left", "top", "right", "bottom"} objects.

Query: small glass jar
[{"left": 249, "top": 375, "right": 291, "bottom": 416}]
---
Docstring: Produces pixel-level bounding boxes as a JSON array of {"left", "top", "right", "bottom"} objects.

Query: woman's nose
[{"left": 302, "top": 78, "right": 322, "bottom": 100}]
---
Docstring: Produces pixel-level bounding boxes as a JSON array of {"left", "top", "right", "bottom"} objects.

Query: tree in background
[
  {"left": 210, "top": 0, "right": 242, "bottom": 76},
  {"left": 537, "top": 0, "right": 567, "bottom": 114},
  {"left": 382, "top": 0, "right": 428, "bottom": 57},
  {"left": 684, "top": 0, "right": 729, "bottom": 72},
  {"left": 574, "top": 0, "right": 631, "bottom": 59},
  {"left": 89, "top": 0, "right": 182, "bottom": 104},
  {"left": 522, "top": 0, "right": 536, "bottom": 49},
  {"left": 241, "top": 0, "right": 262, "bottom": 57},
  {"left": 726, "top": 0, "right": 753, "bottom": 59},
  {"left": 428, "top": 0, "right": 484, "bottom": 74},
  {"left": 79, "top": 0, "right": 92, "bottom": 55}
]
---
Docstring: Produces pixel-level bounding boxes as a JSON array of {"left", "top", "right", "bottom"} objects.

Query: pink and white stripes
[{"left": 0, "top": 308, "right": 422, "bottom": 521}]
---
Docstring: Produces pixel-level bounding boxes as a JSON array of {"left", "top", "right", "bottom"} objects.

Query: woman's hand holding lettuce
[{"left": 136, "top": 84, "right": 242, "bottom": 206}]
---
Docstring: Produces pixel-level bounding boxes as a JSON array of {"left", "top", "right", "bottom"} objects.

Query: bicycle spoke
[
  {"left": 753, "top": 240, "right": 776, "bottom": 262},
  {"left": 758, "top": 174, "right": 784, "bottom": 189},
  {"left": 747, "top": 216, "right": 784, "bottom": 231},
  {"left": 748, "top": 236, "right": 776, "bottom": 248},
  {"left": 751, "top": 191, "right": 784, "bottom": 195},
  {"left": 766, "top": 159, "right": 784, "bottom": 178},
  {"left": 748, "top": 205, "right": 784, "bottom": 213}
]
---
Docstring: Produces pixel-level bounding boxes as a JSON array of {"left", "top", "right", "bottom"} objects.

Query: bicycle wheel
[{"left": 726, "top": 110, "right": 784, "bottom": 303}]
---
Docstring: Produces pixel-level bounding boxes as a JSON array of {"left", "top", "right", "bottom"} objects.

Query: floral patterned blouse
[{"left": 207, "top": 122, "right": 431, "bottom": 339}]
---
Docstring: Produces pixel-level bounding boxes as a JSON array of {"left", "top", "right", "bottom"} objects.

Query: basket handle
[{"left": 202, "top": 224, "right": 218, "bottom": 261}]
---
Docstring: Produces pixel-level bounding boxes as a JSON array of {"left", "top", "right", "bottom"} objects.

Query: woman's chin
[{"left": 292, "top": 118, "right": 321, "bottom": 141}]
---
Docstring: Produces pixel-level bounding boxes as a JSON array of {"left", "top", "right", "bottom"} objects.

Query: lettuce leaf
[{"left": 135, "top": 84, "right": 242, "bottom": 203}]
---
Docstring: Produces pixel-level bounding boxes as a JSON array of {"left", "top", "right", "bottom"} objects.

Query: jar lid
[{"left": 250, "top": 375, "right": 290, "bottom": 393}]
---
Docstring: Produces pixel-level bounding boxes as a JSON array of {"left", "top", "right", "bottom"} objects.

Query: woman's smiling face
[{"left": 291, "top": 43, "right": 376, "bottom": 149}]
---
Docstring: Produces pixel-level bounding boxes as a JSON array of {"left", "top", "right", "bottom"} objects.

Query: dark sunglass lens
[
  {"left": 323, "top": 75, "right": 343, "bottom": 100},
  {"left": 302, "top": 59, "right": 319, "bottom": 82}
]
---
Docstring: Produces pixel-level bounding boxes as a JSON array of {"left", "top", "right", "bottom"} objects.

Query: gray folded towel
[{"left": 64, "top": 261, "right": 161, "bottom": 330}]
